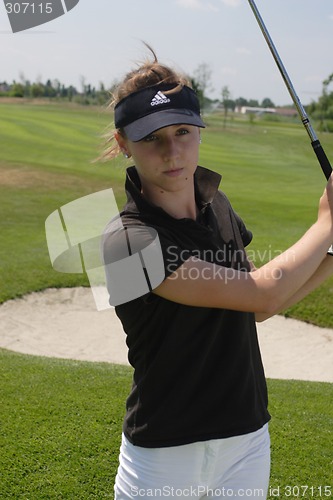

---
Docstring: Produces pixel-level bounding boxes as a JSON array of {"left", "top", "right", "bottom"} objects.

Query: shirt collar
[{"left": 123, "top": 165, "right": 222, "bottom": 217}]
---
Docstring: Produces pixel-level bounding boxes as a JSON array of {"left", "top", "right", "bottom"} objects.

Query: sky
[{"left": 1, "top": 0, "right": 333, "bottom": 106}]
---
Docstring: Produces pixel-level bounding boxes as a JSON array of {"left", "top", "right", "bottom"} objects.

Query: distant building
[
  {"left": 0, "top": 82, "right": 10, "bottom": 93},
  {"left": 236, "top": 106, "right": 276, "bottom": 115},
  {"left": 275, "top": 107, "right": 298, "bottom": 117},
  {"left": 234, "top": 105, "right": 298, "bottom": 117}
]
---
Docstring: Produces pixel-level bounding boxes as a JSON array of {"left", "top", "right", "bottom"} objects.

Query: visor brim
[{"left": 123, "top": 108, "right": 205, "bottom": 142}]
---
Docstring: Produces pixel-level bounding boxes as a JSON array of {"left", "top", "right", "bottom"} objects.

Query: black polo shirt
[{"left": 103, "top": 165, "right": 270, "bottom": 448}]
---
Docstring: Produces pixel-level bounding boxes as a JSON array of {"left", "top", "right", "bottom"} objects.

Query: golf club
[
  {"left": 247, "top": 0, "right": 332, "bottom": 181},
  {"left": 248, "top": 0, "right": 333, "bottom": 255}
]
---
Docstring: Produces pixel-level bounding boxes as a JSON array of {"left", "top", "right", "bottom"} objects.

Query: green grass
[
  {"left": 0, "top": 349, "right": 332, "bottom": 499},
  {"left": 1, "top": 102, "right": 333, "bottom": 326},
  {"left": 0, "top": 349, "right": 130, "bottom": 499},
  {"left": 0, "top": 102, "right": 126, "bottom": 301},
  {"left": 1, "top": 103, "right": 332, "bottom": 499}
]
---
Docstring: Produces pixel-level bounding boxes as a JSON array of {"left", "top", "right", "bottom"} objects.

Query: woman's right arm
[
  {"left": 153, "top": 176, "right": 333, "bottom": 314},
  {"left": 255, "top": 254, "right": 333, "bottom": 322}
]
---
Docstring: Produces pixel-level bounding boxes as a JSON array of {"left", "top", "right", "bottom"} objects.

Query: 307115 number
[{"left": 5, "top": 2, "right": 53, "bottom": 14}]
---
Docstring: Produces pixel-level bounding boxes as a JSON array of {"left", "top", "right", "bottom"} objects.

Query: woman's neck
[{"left": 142, "top": 183, "right": 198, "bottom": 220}]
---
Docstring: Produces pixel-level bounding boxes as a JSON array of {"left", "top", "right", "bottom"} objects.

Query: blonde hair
[{"left": 99, "top": 44, "right": 191, "bottom": 162}]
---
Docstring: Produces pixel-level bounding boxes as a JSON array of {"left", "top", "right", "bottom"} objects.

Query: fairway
[
  {"left": 1, "top": 101, "right": 333, "bottom": 499},
  {"left": 0, "top": 349, "right": 332, "bottom": 499},
  {"left": 1, "top": 100, "right": 333, "bottom": 326}
]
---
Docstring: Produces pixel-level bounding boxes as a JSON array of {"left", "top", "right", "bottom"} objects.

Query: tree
[
  {"left": 261, "top": 97, "right": 275, "bottom": 108},
  {"left": 80, "top": 75, "right": 87, "bottom": 95},
  {"left": 31, "top": 83, "right": 44, "bottom": 98},
  {"left": 235, "top": 97, "right": 248, "bottom": 108},
  {"left": 308, "top": 72, "right": 333, "bottom": 125},
  {"left": 221, "top": 86, "right": 233, "bottom": 127},
  {"left": 67, "top": 85, "right": 77, "bottom": 102},
  {"left": 10, "top": 82, "right": 24, "bottom": 97},
  {"left": 192, "top": 63, "right": 213, "bottom": 111},
  {"left": 18, "top": 72, "right": 31, "bottom": 97},
  {"left": 248, "top": 99, "right": 260, "bottom": 107},
  {"left": 52, "top": 79, "right": 61, "bottom": 96},
  {"left": 321, "top": 73, "right": 333, "bottom": 114},
  {"left": 323, "top": 73, "right": 333, "bottom": 89},
  {"left": 60, "top": 84, "right": 68, "bottom": 98},
  {"left": 97, "top": 81, "right": 110, "bottom": 105},
  {"left": 45, "top": 79, "right": 57, "bottom": 98}
]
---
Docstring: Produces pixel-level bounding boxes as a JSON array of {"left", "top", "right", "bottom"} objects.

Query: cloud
[
  {"left": 220, "top": 66, "right": 237, "bottom": 76},
  {"left": 304, "top": 75, "right": 323, "bottom": 83},
  {"left": 176, "top": 0, "right": 241, "bottom": 12},
  {"left": 236, "top": 47, "right": 251, "bottom": 55},
  {"left": 176, "top": 0, "right": 219, "bottom": 12},
  {"left": 220, "top": 0, "right": 241, "bottom": 7}
]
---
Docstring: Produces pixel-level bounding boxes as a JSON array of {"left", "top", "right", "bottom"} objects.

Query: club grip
[
  {"left": 311, "top": 140, "right": 332, "bottom": 180},
  {"left": 311, "top": 141, "right": 333, "bottom": 255}
]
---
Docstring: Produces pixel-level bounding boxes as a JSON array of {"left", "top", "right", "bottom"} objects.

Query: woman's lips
[{"left": 163, "top": 168, "right": 184, "bottom": 177}]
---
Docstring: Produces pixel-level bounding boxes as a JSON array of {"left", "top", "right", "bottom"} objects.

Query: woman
[{"left": 102, "top": 47, "right": 333, "bottom": 499}]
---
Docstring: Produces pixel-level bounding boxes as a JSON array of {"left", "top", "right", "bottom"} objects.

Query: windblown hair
[{"left": 98, "top": 43, "right": 191, "bottom": 161}]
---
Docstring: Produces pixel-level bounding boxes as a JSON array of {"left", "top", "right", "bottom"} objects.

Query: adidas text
[{"left": 151, "top": 91, "right": 171, "bottom": 106}]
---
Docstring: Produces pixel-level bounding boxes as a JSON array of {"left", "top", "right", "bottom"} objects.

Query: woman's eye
[
  {"left": 177, "top": 128, "right": 189, "bottom": 136},
  {"left": 143, "top": 134, "right": 157, "bottom": 142}
]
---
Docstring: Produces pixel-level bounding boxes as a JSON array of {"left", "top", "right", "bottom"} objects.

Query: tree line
[
  {"left": 0, "top": 75, "right": 272, "bottom": 109},
  {"left": 0, "top": 64, "right": 277, "bottom": 108},
  {"left": 0, "top": 74, "right": 111, "bottom": 106},
  {"left": 1, "top": 65, "right": 333, "bottom": 125},
  {"left": 306, "top": 73, "right": 333, "bottom": 125}
]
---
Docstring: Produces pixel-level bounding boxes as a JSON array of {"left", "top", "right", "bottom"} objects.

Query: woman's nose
[{"left": 162, "top": 137, "right": 179, "bottom": 161}]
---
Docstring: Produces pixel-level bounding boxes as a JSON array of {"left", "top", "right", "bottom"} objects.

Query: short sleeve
[
  {"left": 233, "top": 210, "right": 253, "bottom": 248},
  {"left": 102, "top": 218, "right": 166, "bottom": 305}
]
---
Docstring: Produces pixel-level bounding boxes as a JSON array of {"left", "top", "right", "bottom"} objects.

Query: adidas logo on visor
[{"left": 150, "top": 91, "right": 171, "bottom": 106}]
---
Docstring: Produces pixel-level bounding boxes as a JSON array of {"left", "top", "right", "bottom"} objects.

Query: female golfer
[{"left": 102, "top": 47, "right": 333, "bottom": 499}]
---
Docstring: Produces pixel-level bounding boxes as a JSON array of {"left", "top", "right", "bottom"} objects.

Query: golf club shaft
[{"left": 248, "top": 0, "right": 332, "bottom": 181}]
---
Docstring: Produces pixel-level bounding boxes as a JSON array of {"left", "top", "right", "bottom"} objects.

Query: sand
[{"left": 0, "top": 287, "right": 332, "bottom": 383}]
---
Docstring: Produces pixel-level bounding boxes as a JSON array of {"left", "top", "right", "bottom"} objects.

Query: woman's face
[{"left": 117, "top": 124, "right": 201, "bottom": 197}]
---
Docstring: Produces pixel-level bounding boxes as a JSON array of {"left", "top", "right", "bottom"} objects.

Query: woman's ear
[{"left": 115, "top": 131, "right": 131, "bottom": 159}]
